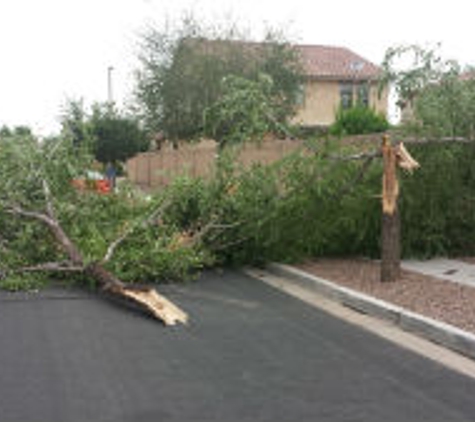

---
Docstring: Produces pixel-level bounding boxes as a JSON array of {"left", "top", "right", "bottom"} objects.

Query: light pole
[{"left": 107, "top": 66, "right": 114, "bottom": 104}]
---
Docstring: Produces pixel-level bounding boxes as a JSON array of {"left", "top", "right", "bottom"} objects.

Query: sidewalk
[{"left": 402, "top": 258, "right": 475, "bottom": 288}]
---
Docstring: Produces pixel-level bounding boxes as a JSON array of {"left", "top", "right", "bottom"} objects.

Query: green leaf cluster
[{"left": 329, "top": 105, "right": 389, "bottom": 136}]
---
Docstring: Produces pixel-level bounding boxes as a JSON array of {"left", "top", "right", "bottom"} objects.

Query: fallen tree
[{"left": 0, "top": 134, "right": 195, "bottom": 325}]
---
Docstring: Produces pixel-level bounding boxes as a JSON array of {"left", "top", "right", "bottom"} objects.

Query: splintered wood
[
  {"left": 396, "top": 142, "right": 420, "bottom": 172},
  {"left": 382, "top": 139, "right": 399, "bottom": 215},
  {"left": 119, "top": 286, "right": 188, "bottom": 326},
  {"left": 381, "top": 137, "right": 420, "bottom": 215}
]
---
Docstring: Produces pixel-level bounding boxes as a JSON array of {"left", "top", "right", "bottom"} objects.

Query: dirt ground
[{"left": 296, "top": 258, "right": 475, "bottom": 334}]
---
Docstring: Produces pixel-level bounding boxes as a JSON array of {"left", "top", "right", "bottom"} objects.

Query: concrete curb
[{"left": 267, "top": 263, "right": 475, "bottom": 361}]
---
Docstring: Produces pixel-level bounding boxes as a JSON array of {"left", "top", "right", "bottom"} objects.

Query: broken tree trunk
[
  {"left": 8, "top": 202, "right": 188, "bottom": 326},
  {"left": 86, "top": 263, "right": 188, "bottom": 325},
  {"left": 380, "top": 205, "right": 401, "bottom": 282},
  {"left": 381, "top": 135, "right": 400, "bottom": 282},
  {"left": 380, "top": 135, "right": 419, "bottom": 283}
]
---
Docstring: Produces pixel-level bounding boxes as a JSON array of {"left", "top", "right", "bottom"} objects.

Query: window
[
  {"left": 339, "top": 83, "right": 353, "bottom": 109},
  {"left": 295, "top": 83, "right": 306, "bottom": 106},
  {"left": 339, "top": 82, "right": 371, "bottom": 109},
  {"left": 357, "top": 83, "right": 369, "bottom": 107}
]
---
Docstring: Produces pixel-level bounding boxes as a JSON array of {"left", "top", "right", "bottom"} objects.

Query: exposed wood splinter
[{"left": 118, "top": 286, "right": 188, "bottom": 326}]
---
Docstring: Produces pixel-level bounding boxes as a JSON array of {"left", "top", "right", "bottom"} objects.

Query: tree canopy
[
  {"left": 60, "top": 100, "right": 149, "bottom": 164},
  {"left": 134, "top": 17, "right": 303, "bottom": 142}
]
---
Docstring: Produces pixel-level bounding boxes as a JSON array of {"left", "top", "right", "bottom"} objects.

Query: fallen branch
[{"left": 6, "top": 202, "right": 188, "bottom": 326}]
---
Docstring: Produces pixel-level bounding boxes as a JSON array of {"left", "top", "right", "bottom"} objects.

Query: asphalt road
[{"left": 1, "top": 271, "right": 475, "bottom": 422}]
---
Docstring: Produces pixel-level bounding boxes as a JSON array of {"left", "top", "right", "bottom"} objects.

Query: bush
[
  {"left": 330, "top": 105, "right": 389, "bottom": 136},
  {"left": 399, "top": 142, "right": 475, "bottom": 257}
]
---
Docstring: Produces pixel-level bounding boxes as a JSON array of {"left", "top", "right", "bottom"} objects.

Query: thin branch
[
  {"left": 6, "top": 205, "right": 55, "bottom": 226},
  {"left": 6, "top": 205, "right": 84, "bottom": 265},
  {"left": 101, "top": 198, "right": 171, "bottom": 264},
  {"left": 14, "top": 262, "right": 84, "bottom": 273},
  {"left": 102, "top": 224, "right": 136, "bottom": 263},
  {"left": 42, "top": 179, "right": 56, "bottom": 219},
  {"left": 400, "top": 137, "right": 475, "bottom": 144},
  {"left": 327, "top": 150, "right": 381, "bottom": 161}
]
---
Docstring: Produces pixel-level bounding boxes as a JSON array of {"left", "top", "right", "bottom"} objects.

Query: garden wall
[{"left": 126, "top": 138, "right": 304, "bottom": 187}]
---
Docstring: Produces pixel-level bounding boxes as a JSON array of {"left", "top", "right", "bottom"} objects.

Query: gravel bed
[{"left": 296, "top": 258, "right": 475, "bottom": 334}]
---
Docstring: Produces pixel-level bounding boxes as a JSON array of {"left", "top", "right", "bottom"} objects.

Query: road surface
[{"left": 1, "top": 271, "right": 475, "bottom": 421}]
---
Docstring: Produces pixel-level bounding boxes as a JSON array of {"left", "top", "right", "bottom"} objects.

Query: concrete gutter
[{"left": 267, "top": 263, "right": 475, "bottom": 361}]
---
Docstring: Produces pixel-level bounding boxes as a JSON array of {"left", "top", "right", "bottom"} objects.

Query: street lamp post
[{"left": 107, "top": 66, "right": 114, "bottom": 104}]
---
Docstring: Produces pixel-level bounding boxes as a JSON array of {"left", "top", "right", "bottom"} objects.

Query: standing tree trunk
[
  {"left": 381, "top": 205, "right": 401, "bottom": 282},
  {"left": 380, "top": 135, "right": 401, "bottom": 282}
]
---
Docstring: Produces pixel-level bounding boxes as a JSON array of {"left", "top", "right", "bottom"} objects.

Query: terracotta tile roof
[
  {"left": 294, "top": 44, "right": 381, "bottom": 80},
  {"left": 460, "top": 70, "right": 475, "bottom": 81},
  {"left": 185, "top": 38, "right": 381, "bottom": 81}
]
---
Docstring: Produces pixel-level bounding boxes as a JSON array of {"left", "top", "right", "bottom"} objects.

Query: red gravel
[{"left": 295, "top": 258, "right": 475, "bottom": 334}]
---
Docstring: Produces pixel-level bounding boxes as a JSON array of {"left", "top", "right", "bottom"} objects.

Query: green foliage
[
  {"left": 60, "top": 98, "right": 93, "bottom": 148},
  {"left": 60, "top": 100, "right": 149, "bottom": 164},
  {"left": 399, "top": 142, "right": 475, "bottom": 257},
  {"left": 134, "top": 16, "right": 303, "bottom": 141},
  {"left": 380, "top": 44, "right": 457, "bottom": 110},
  {"left": 2, "top": 118, "right": 474, "bottom": 292},
  {"left": 0, "top": 134, "right": 210, "bottom": 289},
  {"left": 89, "top": 104, "right": 149, "bottom": 163},
  {"left": 415, "top": 73, "right": 475, "bottom": 138},
  {"left": 204, "top": 74, "right": 278, "bottom": 147},
  {"left": 158, "top": 138, "right": 475, "bottom": 265},
  {"left": 0, "top": 274, "right": 48, "bottom": 292},
  {"left": 157, "top": 140, "right": 384, "bottom": 265},
  {"left": 329, "top": 105, "right": 389, "bottom": 136}
]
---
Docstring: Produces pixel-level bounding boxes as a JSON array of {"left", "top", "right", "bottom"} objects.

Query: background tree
[
  {"left": 89, "top": 104, "right": 149, "bottom": 164},
  {"left": 60, "top": 98, "right": 92, "bottom": 148},
  {"left": 134, "top": 16, "right": 303, "bottom": 142},
  {"left": 415, "top": 71, "right": 475, "bottom": 138},
  {"left": 380, "top": 44, "right": 457, "bottom": 117},
  {"left": 203, "top": 74, "right": 280, "bottom": 148},
  {"left": 382, "top": 44, "right": 475, "bottom": 138},
  {"left": 60, "top": 100, "right": 149, "bottom": 164}
]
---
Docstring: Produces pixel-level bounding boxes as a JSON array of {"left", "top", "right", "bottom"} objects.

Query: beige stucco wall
[{"left": 292, "top": 80, "right": 389, "bottom": 127}]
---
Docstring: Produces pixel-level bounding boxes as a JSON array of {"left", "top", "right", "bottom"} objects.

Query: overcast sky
[{"left": 0, "top": 0, "right": 473, "bottom": 135}]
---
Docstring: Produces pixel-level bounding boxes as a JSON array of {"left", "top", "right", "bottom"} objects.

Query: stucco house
[
  {"left": 292, "top": 44, "right": 388, "bottom": 127},
  {"left": 182, "top": 38, "right": 388, "bottom": 129}
]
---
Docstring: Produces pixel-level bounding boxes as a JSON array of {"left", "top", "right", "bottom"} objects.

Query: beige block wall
[
  {"left": 292, "top": 80, "right": 389, "bottom": 127},
  {"left": 371, "top": 84, "right": 389, "bottom": 117},
  {"left": 126, "top": 138, "right": 305, "bottom": 188}
]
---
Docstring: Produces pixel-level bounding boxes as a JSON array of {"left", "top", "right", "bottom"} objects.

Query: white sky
[{"left": 0, "top": 0, "right": 474, "bottom": 135}]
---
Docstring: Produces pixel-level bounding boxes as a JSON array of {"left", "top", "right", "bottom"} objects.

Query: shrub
[{"left": 330, "top": 105, "right": 389, "bottom": 136}]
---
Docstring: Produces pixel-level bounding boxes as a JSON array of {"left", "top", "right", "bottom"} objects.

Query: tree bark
[
  {"left": 380, "top": 135, "right": 401, "bottom": 282},
  {"left": 381, "top": 205, "right": 401, "bottom": 282}
]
